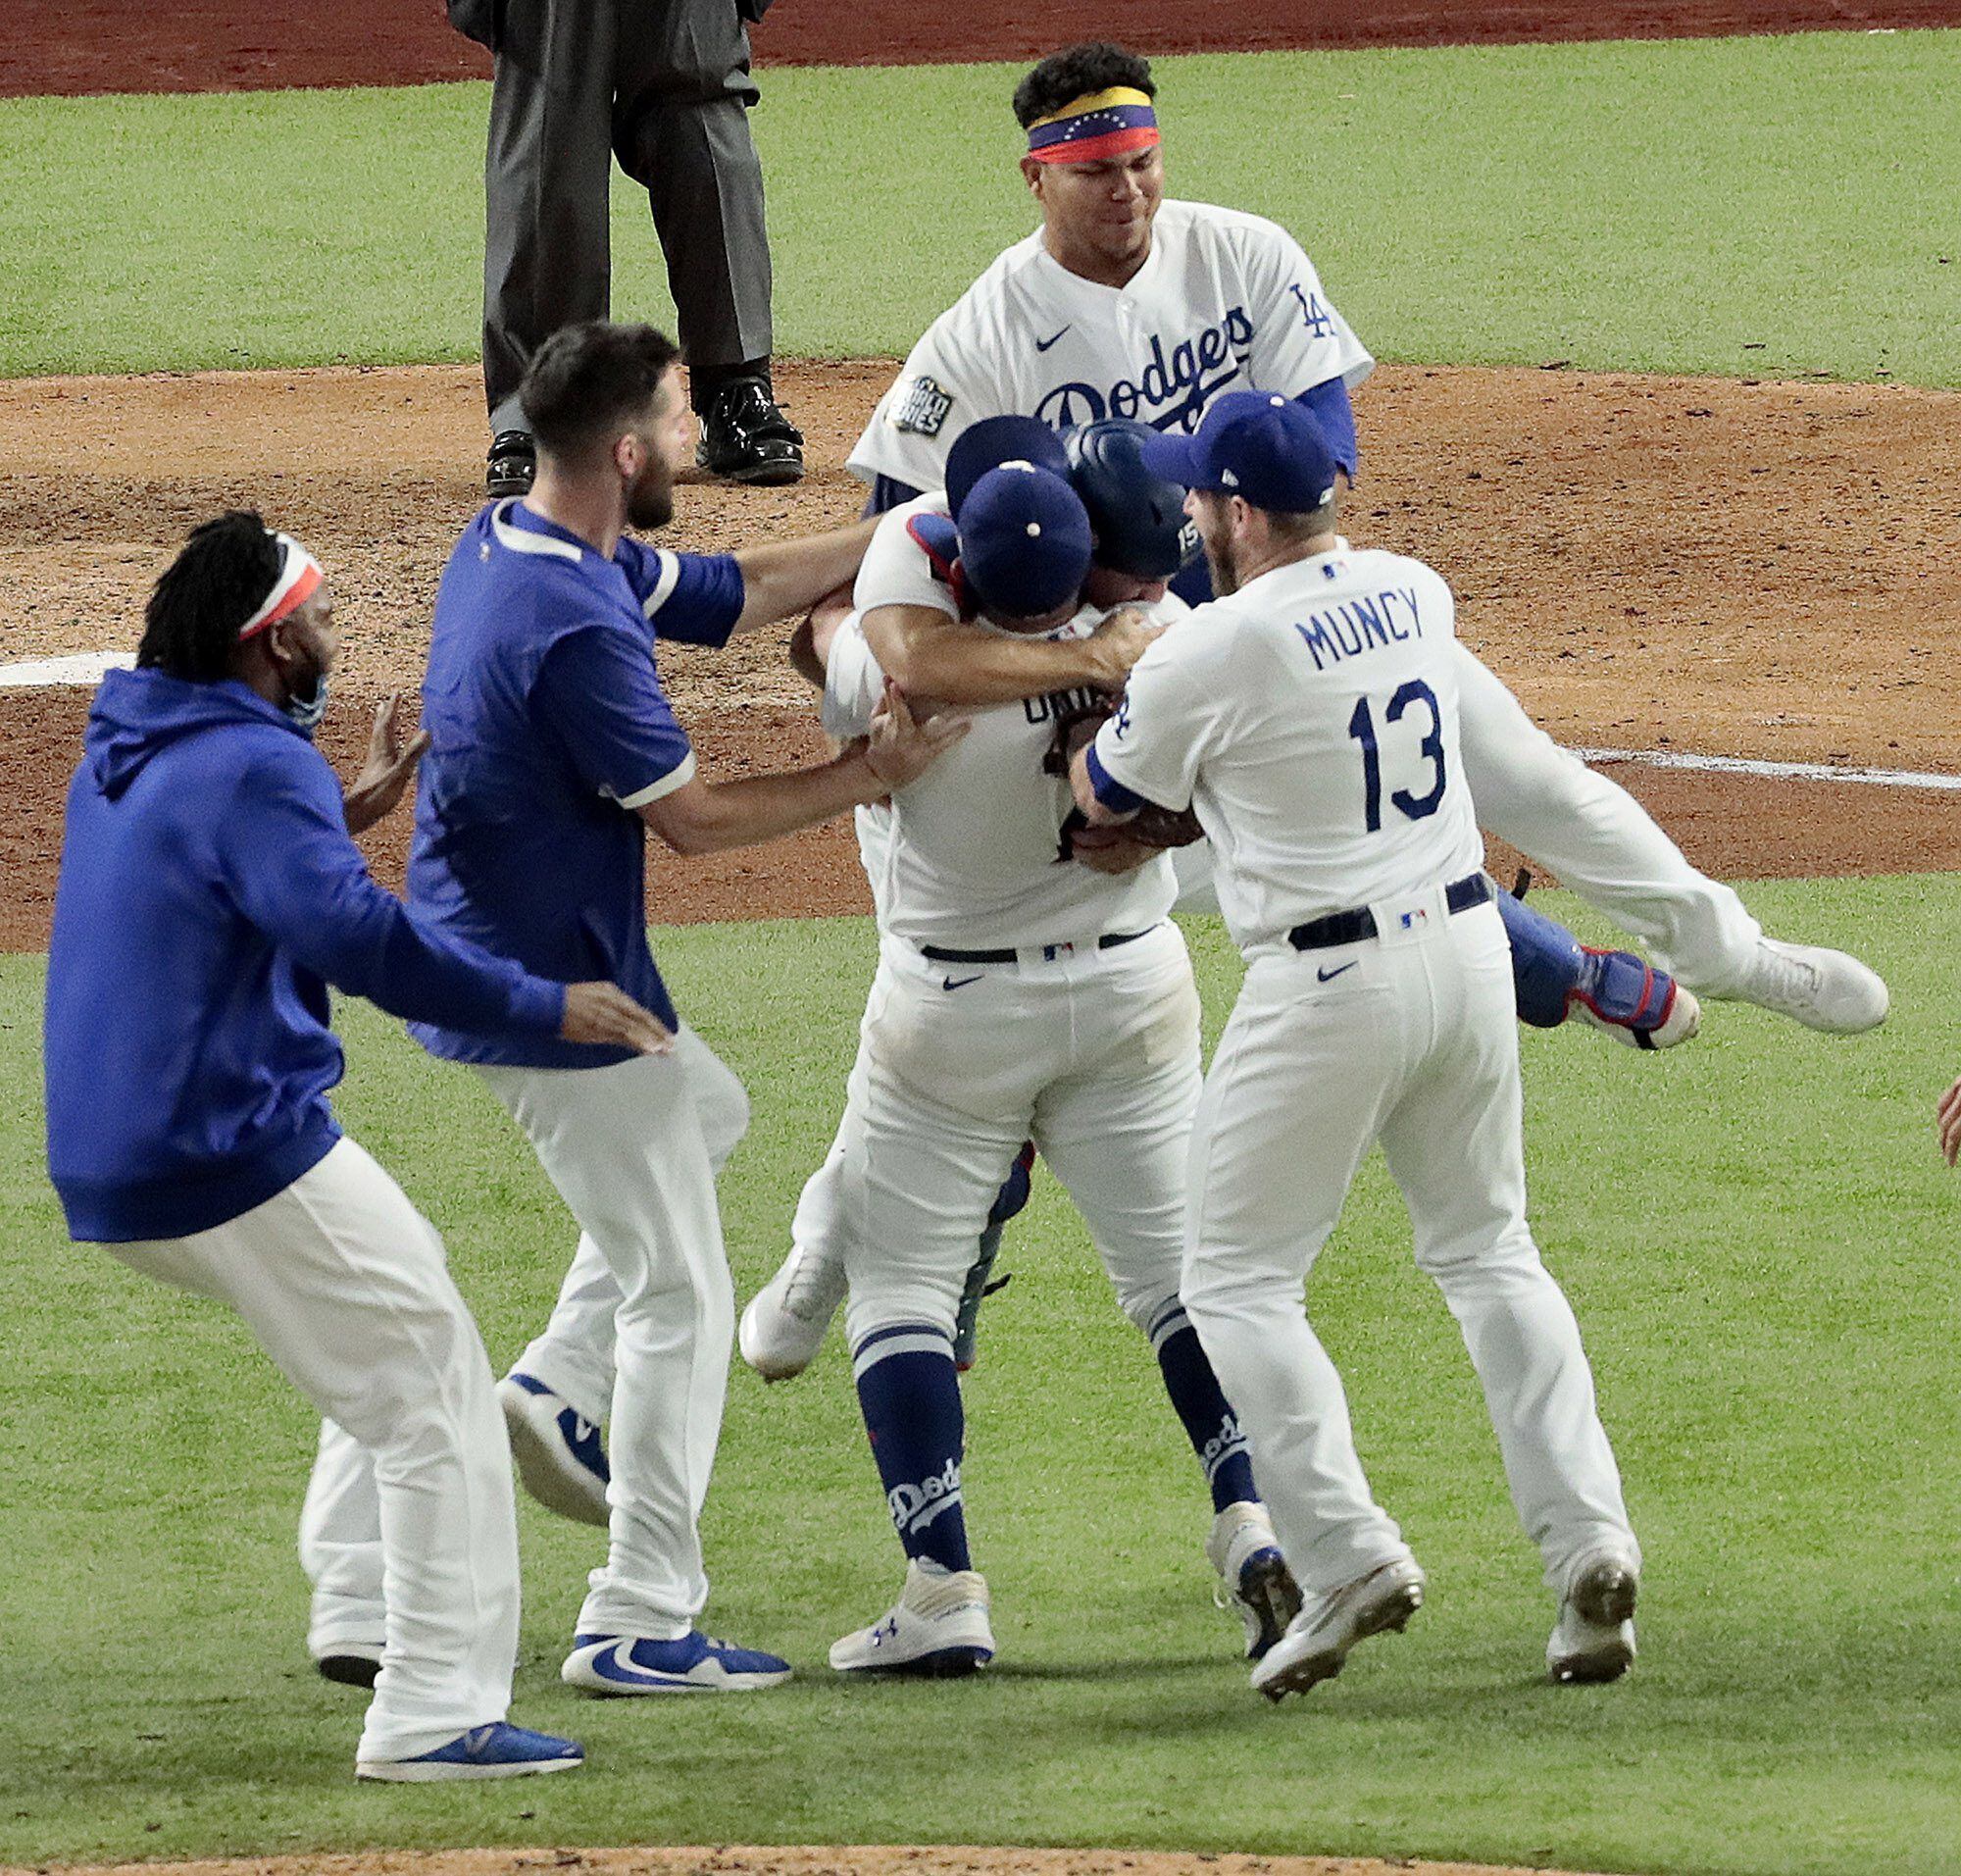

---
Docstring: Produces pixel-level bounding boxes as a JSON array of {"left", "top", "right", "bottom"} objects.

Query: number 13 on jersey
[{"left": 1347, "top": 682, "right": 1448, "bottom": 832}]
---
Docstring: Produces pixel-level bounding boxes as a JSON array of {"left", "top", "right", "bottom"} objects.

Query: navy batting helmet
[{"left": 1064, "top": 418, "right": 1194, "bottom": 579}]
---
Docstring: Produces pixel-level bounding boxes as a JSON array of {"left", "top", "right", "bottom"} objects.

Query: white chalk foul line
[
  {"left": 0, "top": 659, "right": 1954, "bottom": 795},
  {"left": 1577, "top": 746, "right": 1961, "bottom": 791},
  {"left": 0, "top": 650, "right": 133, "bottom": 689}
]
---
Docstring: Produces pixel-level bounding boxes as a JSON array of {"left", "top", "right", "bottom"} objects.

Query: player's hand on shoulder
[
  {"left": 1083, "top": 605, "right": 1166, "bottom": 686},
  {"left": 342, "top": 693, "right": 431, "bottom": 836},
  {"left": 560, "top": 982, "right": 674, "bottom": 1056},
  {"left": 862, "top": 680, "right": 969, "bottom": 789}
]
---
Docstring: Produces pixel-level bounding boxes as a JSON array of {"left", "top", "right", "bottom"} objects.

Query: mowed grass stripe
[
  {"left": 0, "top": 30, "right": 1956, "bottom": 382},
  {"left": 1, "top": 878, "right": 1957, "bottom": 1872}
]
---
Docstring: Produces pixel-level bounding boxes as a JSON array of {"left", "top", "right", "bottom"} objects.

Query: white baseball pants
[
  {"left": 839, "top": 923, "right": 1203, "bottom": 1346},
  {"left": 1180, "top": 891, "right": 1638, "bottom": 1600},
  {"left": 500, "top": 1025, "right": 750, "bottom": 1425},
  {"left": 475, "top": 1031, "right": 745, "bottom": 1640},
  {"left": 114, "top": 1138, "right": 520, "bottom": 1766}
]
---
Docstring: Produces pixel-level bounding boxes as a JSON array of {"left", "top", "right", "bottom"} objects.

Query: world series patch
[{"left": 891, "top": 375, "right": 954, "bottom": 436}]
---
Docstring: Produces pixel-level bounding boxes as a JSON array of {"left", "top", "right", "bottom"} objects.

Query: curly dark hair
[
  {"left": 522, "top": 320, "right": 682, "bottom": 460},
  {"left": 1012, "top": 42, "right": 1155, "bottom": 129},
  {"left": 136, "top": 510, "right": 281, "bottom": 681}
]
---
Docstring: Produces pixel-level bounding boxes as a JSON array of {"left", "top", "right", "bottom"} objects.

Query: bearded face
[{"left": 1190, "top": 491, "right": 1241, "bottom": 596}]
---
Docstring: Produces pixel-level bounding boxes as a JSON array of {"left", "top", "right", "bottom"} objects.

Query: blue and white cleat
[
  {"left": 356, "top": 1720, "right": 584, "bottom": 1783},
  {"left": 561, "top": 1630, "right": 792, "bottom": 1695},
  {"left": 1206, "top": 1501, "right": 1302, "bottom": 1660},
  {"left": 498, "top": 1371, "right": 610, "bottom": 1527}
]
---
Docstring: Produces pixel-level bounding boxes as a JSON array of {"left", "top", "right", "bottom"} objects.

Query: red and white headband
[{"left": 237, "top": 532, "right": 324, "bottom": 640}]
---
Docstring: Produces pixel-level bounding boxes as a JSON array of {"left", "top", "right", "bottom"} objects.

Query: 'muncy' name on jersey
[
  {"left": 1093, "top": 548, "right": 1483, "bottom": 957},
  {"left": 848, "top": 200, "right": 1372, "bottom": 494}
]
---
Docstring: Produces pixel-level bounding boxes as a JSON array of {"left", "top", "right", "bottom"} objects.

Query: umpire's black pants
[{"left": 474, "top": 0, "right": 777, "bottom": 433}]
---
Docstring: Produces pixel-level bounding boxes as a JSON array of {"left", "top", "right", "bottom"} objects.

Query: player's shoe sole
[
  {"left": 497, "top": 1374, "right": 611, "bottom": 1527},
  {"left": 1548, "top": 1550, "right": 1639, "bottom": 1684},
  {"left": 1251, "top": 1556, "right": 1425, "bottom": 1701},
  {"left": 1205, "top": 1501, "right": 1302, "bottom": 1659}
]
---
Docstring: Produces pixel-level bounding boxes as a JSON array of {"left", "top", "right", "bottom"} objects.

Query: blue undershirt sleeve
[
  {"left": 863, "top": 474, "right": 925, "bottom": 519},
  {"left": 1297, "top": 378, "right": 1359, "bottom": 479}
]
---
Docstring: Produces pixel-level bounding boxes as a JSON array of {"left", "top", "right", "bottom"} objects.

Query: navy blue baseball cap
[
  {"left": 1139, "top": 390, "right": 1340, "bottom": 514},
  {"left": 956, "top": 464, "right": 1093, "bottom": 619},
  {"left": 945, "top": 415, "right": 1070, "bottom": 519}
]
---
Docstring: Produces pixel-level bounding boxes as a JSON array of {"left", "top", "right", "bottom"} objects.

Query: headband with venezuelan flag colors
[
  {"left": 1027, "top": 86, "right": 1159, "bottom": 165},
  {"left": 237, "top": 532, "right": 324, "bottom": 640}
]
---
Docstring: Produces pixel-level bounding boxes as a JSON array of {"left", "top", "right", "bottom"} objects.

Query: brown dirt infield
[
  {"left": 5, "top": 0, "right": 1952, "bottom": 99},
  {"left": 0, "top": 1847, "right": 1624, "bottom": 1876},
  {"left": 3, "top": 356, "right": 1957, "bottom": 951}
]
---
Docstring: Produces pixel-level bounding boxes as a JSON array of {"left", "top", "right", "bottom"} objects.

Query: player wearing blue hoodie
[{"left": 44, "top": 513, "right": 669, "bottom": 1783}]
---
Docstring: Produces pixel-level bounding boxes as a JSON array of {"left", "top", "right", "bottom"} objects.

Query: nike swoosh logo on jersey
[
  {"left": 1034, "top": 326, "right": 1073, "bottom": 352},
  {"left": 1316, "top": 961, "right": 1358, "bottom": 983},
  {"left": 941, "top": 974, "right": 985, "bottom": 991}
]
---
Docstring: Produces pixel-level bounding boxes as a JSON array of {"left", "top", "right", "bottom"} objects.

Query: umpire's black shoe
[
  {"left": 696, "top": 378, "right": 805, "bottom": 486},
  {"left": 486, "top": 430, "right": 535, "bottom": 499}
]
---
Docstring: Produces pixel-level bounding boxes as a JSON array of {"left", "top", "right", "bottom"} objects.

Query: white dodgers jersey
[
  {"left": 1092, "top": 548, "right": 1483, "bottom": 957},
  {"left": 848, "top": 200, "right": 1372, "bottom": 493},
  {"left": 824, "top": 613, "right": 1178, "bottom": 950}
]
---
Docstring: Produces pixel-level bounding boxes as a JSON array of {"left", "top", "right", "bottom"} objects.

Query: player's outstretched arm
[
  {"left": 1450, "top": 641, "right": 1764, "bottom": 991},
  {"left": 862, "top": 602, "right": 1155, "bottom": 706},
  {"left": 638, "top": 683, "right": 966, "bottom": 855},
  {"left": 731, "top": 520, "right": 880, "bottom": 636},
  {"left": 341, "top": 693, "right": 430, "bottom": 836}
]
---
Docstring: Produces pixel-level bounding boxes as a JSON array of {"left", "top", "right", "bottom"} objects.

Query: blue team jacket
[{"left": 44, "top": 668, "right": 567, "bottom": 1243}]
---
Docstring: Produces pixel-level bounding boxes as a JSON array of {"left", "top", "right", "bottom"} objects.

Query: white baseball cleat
[
  {"left": 1735, "top": 938, "right": 1888, "bottom": 1035},
  {"left": 1249, "top": 1554, "right": 1425, "bottom": 1701},
  {"left": 1547, "top": 1548, "right": 1639, "bottom": 1685},
  {"left": 497, "top": 1372, "right": 610, "bottom": 1528},
  {"left": 1206, "top": 1501, "right": 1302, "bottom": 1660},
  {"left": 830, "top": 1559, "right": 995, "bottom": 1677},
  {"left": 739, "top": 1242, "right": 848, "bottom": 1382}
]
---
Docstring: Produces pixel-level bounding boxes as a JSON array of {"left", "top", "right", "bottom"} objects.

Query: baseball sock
[
  {"left": 1150, "top": 1303, "right": 1259, "bottom": 1512},
  {"left": 853, "top": 1324, "right": 972, "bottom": 1574}
]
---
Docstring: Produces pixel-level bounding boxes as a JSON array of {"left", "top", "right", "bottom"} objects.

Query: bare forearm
[
  {"left": 864, "top": 607, "right": 1116, "bottom": 705},
  {"left": 734, "top": 523, "right": 878, "bottom": 634},
  {"left": 647, "top": 754, "right": 880, "bottom": 854}
]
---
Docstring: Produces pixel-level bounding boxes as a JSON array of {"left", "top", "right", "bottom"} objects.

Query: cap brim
[{"left": 1136, "top": 431, "right": 1207, "bottom": 488}]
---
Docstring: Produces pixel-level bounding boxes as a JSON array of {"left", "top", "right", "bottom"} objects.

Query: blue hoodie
[{"left": 45, "top": 668, "right": 568, "bottom": 1243}]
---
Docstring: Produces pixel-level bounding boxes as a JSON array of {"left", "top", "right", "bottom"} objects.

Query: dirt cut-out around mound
[
  {"left": 3, "top": 354, "right": 1958, "bottom": 947},
  {"left": 0, "top": 1844, "right": 1629, "bottom": 1876}
]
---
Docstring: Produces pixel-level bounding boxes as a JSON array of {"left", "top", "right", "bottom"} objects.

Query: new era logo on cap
[{"left": 1137, "top": 390, "right": 1340, "bottom": 514}]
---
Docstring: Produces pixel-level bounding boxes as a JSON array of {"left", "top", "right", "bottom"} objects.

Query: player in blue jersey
[
  {"left": 388, "top": 320, "right": 956, "bottom": 1695},
  {"left": 46, "top": 514, "right": 672, "bottom": 1780}
]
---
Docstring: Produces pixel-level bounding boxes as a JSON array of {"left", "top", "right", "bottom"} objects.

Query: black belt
[
  {"left": 1286, "top": 874, "right": 1491, "bottom": 952},
  {"left": 922, "top": 928, "right": 1157, "bottom": 966}
]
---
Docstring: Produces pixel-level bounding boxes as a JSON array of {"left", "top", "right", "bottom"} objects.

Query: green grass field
[
  {"left": 3, "top": 884, "right": 1957, "bottom": 1875},
  {"left": 2, "top": 29, "right": 1957, "bottom": 383}
]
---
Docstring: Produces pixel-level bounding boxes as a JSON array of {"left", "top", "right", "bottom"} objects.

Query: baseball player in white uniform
[
  {"left": 792, "top": 455, "right": 1309, "bottom": 1674},
  {"left": 1076, "top": 391, "right": 1652, "bottom": 1698},
  {"left": 846, "top": 35, "right": 1885, "bottom": 1035}
]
